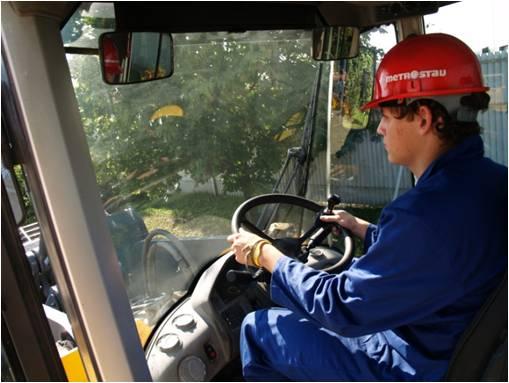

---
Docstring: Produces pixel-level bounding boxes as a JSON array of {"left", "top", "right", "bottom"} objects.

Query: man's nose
[{"left": 376, "top": 122, "right": 385, "bottom": 136}]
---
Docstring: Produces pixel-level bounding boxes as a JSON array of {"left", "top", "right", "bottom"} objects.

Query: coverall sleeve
[{"left": 270, "top": 208, "right": 460, "bottom": 337}]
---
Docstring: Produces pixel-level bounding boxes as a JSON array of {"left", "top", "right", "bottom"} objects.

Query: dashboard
[{"left": 145, "top": 253, "right": 272, "bottom": 381}]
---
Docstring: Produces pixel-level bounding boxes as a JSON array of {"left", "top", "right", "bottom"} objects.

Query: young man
[{"left": 227, "top": 34, "right": 507, "bottom": 381}]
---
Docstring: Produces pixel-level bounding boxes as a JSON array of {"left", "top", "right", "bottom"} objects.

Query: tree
[
  {"left": 69, "top": 30, "right": 323, "bottom": 204},
  {"left": 166, "top": 31, "right": 322, "bottom": 198}
]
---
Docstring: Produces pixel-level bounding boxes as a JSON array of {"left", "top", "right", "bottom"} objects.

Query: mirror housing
[
  {"left": 312, "top": 26, "right": 360, "bottom": 60},
  {"left": 99, "top": 32, "right": 174, "bottom": 85}
]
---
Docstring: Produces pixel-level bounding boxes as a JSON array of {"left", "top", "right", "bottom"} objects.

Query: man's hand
[
  {"left": 320, "top": 210, "right": 371, "bottom": 241},
  {"left": 227, "top": 229, "right": 283, "bottom": 272},
  {"left": 227, "top": 229, "right": 264, "bottom": 266}
]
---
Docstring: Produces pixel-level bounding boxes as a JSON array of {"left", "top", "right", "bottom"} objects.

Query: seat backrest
[{"left": 446, "top": 272, "right": 508, "bottom": 381}]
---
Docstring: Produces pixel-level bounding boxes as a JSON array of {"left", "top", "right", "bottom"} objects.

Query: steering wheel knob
[{"left": 327, "top": 194, "right": 342, "bottom": 212}]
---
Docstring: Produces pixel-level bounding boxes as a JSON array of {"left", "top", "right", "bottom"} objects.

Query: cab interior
[{"left": 1, "top": 1, "right": 507, "bottom": 381}]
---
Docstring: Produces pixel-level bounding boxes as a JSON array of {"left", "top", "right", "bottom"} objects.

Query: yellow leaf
[
  {"left": 274, "top": 127, "right": 297, "bottom": 142},
  {"left": 286, "top": 111, "right": 304, "bottom": 127},
  {"left": 150, "top": 104, "right": 184, "bottom": 121}
]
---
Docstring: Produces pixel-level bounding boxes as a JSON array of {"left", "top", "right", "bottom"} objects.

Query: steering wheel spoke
[{"left": 238, "top": 219, "right": 273, "bottom": 242}]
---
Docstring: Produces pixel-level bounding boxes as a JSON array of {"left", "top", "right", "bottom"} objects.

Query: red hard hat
[{"left": 363, "top": 33, "right": 489, "bottom": 109}]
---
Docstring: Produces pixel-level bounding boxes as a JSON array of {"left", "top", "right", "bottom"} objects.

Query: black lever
[
  {"left": 327, "top": 193, "right": 342, "bottom": 213},
  {"left": 301, "top": 194, "right": 343, "bottom": 255},
  {"left": 226, "top": 270, "right": 254, "bottom": 283},
  {"left": 226, "top": 268, "right": 270, "bottom": 284}
]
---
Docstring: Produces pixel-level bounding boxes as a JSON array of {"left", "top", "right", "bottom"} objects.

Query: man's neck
[{"left": 409, "top": 140, "right": 451, "bottom": 179}]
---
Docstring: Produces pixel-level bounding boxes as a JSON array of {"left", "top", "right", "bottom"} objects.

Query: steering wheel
[
  {"left": 231, "top": 193, "right": 354, "bottom": 273},
  {"left": 142, "top": 229, "right": 195, "bottom": 297}
]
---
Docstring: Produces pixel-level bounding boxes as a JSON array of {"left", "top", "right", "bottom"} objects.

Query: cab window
[{"left": 62, "top": 5, "right": 398, "bottom": 327}]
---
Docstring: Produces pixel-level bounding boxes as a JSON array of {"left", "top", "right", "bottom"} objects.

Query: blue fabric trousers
[{"left": 240, "top": 308, "right": 415, "bottom": 381}]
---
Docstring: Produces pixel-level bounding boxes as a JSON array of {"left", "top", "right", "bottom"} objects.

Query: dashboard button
[
  {"left": 157, "top": 333, "right": 181, "bottom": 353},
  {"left": 173, "top": 313, "right": 196, "bottom": 331}
]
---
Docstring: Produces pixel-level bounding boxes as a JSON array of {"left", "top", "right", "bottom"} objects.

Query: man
[{"left": 227, "top": 34, "right": 507, "bottom": 381}]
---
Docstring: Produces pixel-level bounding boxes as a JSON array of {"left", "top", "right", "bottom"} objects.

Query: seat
[{"left": 446, "top": 272, "right": 508, "bottom": 381}]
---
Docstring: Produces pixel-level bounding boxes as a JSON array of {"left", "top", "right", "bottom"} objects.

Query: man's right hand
[{"left": 320, "top": 210, "right": 371, "bottom": 241}]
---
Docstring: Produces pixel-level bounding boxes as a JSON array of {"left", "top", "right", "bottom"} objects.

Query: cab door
[{"left": 1, "top": 3, "right": 151, "bottom": 380}]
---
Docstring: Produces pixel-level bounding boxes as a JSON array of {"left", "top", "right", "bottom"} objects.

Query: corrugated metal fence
[{"left": 479, "top": 50, "right": 508, "bottom": 166}]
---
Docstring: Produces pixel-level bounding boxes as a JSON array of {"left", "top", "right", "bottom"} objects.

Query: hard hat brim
[{"left": 362, "top": 87, "right": 489, "bottom": 110}]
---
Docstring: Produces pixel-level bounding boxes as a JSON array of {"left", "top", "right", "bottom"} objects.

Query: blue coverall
[{"left": 240, "top": 135, "right": 508, "bottom": 381}]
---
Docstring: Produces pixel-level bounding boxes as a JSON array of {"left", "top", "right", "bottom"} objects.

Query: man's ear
[{"left": 417, "top": 105, "right": 434, "bottom": 135}]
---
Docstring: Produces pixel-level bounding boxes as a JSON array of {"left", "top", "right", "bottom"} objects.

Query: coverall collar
[{"left": 417, "top": 135, "right": 484, "bottom": 185}]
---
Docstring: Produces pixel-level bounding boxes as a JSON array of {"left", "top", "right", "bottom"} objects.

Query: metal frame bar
[{"left": 1, "top": 3, "right": 151, "bottom": 380}]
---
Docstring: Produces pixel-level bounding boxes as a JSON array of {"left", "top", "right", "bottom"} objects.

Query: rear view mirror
[
  {"left": 313, "top": 27, "right": 360, "bottom": 60},
  {"left": 99, "top": 32, "right": 174, "bottom": 85}
]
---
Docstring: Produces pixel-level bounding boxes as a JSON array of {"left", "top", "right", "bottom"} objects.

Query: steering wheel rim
[{"left": 231, "top": 193, "right": 354, "bottom": 273}]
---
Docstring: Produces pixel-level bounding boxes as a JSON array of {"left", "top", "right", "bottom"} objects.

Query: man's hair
[{"left": 380, "top": 93, "right": 490, "bottom": 146}]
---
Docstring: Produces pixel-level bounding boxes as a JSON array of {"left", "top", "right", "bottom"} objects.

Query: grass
[{"left": 134, "top": 192, "right": 245, "bottom": 237}]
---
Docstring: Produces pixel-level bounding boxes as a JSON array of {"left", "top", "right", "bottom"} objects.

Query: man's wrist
[
  {"left": 354, "top": 219, "right": 370, "bottom": 240},
  {"left": 258, "top": 243, "right": 283, "bottom": 272},
  {"left": 251, "top": 239, "right": 270, "bottom": 267}
]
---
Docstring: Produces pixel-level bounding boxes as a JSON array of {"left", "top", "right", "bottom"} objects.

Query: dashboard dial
[
  {"left": 178, "top": 355, "right": 207, "bottom": 381},
  {"left": 173, "top": 313, "right": 196, "bottom": 331}
]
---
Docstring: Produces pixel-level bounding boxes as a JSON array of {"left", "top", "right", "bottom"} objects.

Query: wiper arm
[
  {"left": 272, "top": 63, "right": 324, "bottom": 197},
  {"left": 271, "top": 146, "right": 306, "bottom": 194},
  {"left": 256, "top": 65, "right": 324, "bottom": 231}
]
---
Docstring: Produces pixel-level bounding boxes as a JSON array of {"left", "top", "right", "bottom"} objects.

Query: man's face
[{"left": 376, "top": 107, "right": 420, "bottom": 167}]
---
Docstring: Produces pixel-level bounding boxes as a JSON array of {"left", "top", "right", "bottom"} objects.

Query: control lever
[
  {"left": 305, "top": 194, "right": 343, "bottom": 250},
  {"left": 326, "top": 193, "right": 342, "bottom": 213},
  {"left": 226, "top": 268, "right": 269, "bottom": 283},
  {"left": 226, "top": 270, "right": 253, "bottom": 283}
]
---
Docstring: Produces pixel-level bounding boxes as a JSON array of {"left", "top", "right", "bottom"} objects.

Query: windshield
[{"left": 63, "top": 3, "right": 397, "bottom": 330}]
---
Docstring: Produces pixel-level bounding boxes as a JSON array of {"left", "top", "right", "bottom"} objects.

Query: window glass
[
  {"left": 65, "top": 17, "right": 402, "bottom": 324},
  {"left": 63, "top": 11, "right": 406, "bottom": 323},
  {"left": 61, "top": 2, "right": 115, "bottom": 48},
  {"left": 67, "top": 28, "right": 332, "bottom": 328},
  {"left": 425, "top": 0, "right": 508, "bottom": 166},
  {"left": 329, "top": 25, "right": 400, "bottom": 241}
]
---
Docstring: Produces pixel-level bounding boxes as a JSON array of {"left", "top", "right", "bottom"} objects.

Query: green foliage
[
  {"left": 336, "top": 33, "right": 382, "bottom": 130},
  {"left": 170, "top": 32, "right": 319, "bottom": 198},
  {"left": 333, "top": 32, "right": 385, "bottom": 159},
  {"left": 69, "top": 31, "right": 322, "bottom": 208},
  {"left": 13, "top": 165, "right": 36, "bottom": 224}
]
